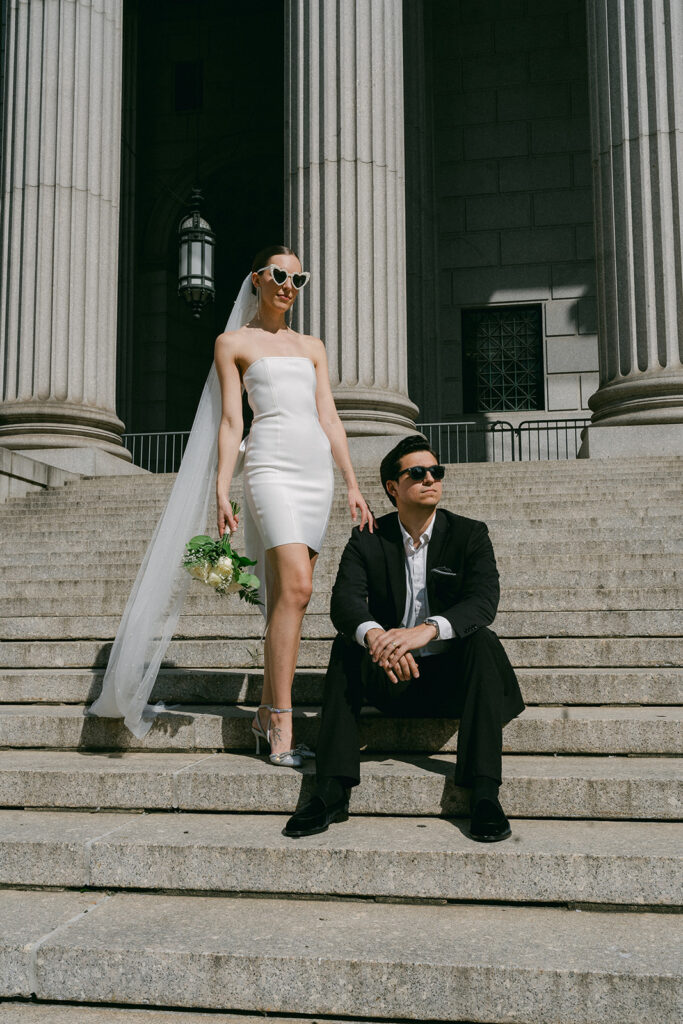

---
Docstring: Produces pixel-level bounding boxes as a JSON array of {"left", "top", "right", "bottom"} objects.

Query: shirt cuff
[
  {"left": 430, "top": 615, "right": 454, "bottom": 641},
  {"left": 355, "top": 621, "right": 383, "bottom": 647}
]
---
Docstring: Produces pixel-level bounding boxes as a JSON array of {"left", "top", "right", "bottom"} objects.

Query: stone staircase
[{"left": 0, "top": 456, "right": 681, "bottom": 1023}]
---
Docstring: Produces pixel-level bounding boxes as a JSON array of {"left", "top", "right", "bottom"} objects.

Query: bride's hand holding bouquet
[
  {"left": 185, "top": 500, "right": 261, "bottom": 605},
  {"left": 217, "top": 491, "right": 239, "bottom": 537}
]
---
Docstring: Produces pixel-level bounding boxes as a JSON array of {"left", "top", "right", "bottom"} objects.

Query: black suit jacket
[{"left": 330, "top": 507, "right": 500, "bottom": 643}]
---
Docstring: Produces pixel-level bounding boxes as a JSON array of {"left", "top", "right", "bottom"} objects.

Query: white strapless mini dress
[{"left": 242, "top": 357, "right": 334, "bottom": 571}]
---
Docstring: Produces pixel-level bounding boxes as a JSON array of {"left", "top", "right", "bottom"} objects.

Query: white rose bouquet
[{"left": 183, "top": 502, "right": 261, "bottom": 605}]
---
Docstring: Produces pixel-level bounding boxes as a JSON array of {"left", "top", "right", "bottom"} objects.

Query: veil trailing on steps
[{"left": 88, "top": 274, "right": 258, "bottom": 738}]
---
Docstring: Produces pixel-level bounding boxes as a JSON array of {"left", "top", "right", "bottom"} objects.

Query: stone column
[
  {"left": 285, "top": 0, "right": 419, "bottom": 436},
  {"left": 582, "top": 0, "right": 683, "bottom": 455},
  {"left": 0, "top": 0, "right": 129, "bottom": 464}
]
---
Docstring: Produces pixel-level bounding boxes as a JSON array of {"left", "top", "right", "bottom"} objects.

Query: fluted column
[
  {"left": 585, "top": 0, "right": 683, "bottom": 431},
  {"left": 285, "top": 0, "right": 418, "bottom": 435},
  {"left": 0, "top": 0, "right": 127, "bottom": 457}
]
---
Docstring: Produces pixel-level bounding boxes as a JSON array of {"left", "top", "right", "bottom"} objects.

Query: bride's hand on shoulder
[
  {"left": 348, "top": 487, "right": 375, "bottom": 533},
  {"left": 217, "top": 494, "right": 239, "bottom": 538}
]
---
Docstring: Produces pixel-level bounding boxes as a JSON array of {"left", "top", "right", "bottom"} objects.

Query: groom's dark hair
[{"left": 380, "top": 435, "right": 440, "bottom": 507}]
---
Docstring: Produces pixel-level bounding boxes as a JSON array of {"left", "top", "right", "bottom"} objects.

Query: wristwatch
[{"left": 424, "top": 617, "right": 440, "bottom": 640}]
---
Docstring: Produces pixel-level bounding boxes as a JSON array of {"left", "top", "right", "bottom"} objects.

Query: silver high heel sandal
[
  {"left": 250, "top": 704, "right": 270, "bottom": 755},
  {"left": 265, "top": 706, "right": 303, "bottom": 767}
]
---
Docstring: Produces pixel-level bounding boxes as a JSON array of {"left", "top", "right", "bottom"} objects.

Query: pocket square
[{"left": 431, "top": 566, "right": 459, "bottom": 577}]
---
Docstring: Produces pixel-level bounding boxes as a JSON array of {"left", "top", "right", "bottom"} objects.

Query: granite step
[
  {"left": 1, "top": 538, "right": 678, "bottom": 566},
  {"left": 1, "top": 636, "right": 679, "bottom": 669},
  {"left": 47, "top": 463, "right": 681, "bottom": 485},
  {"left": 3, "top": 504, "right": 681, "bottom": 526},
  {"left": 12, "top": 468, "right": 679, "bottom": 490},
  {"left": 3, "top": 516, "right": 681, "bottom": 539},
  {"left": 0, "top": 809, "right": 679, "bottom": 906},
  {"left": 0, "top": 750, "right": 678, "bottom": 819},
  {"left": 0, "top": 704, "right": 679, "bottom": 755},
  {"left": 1, "top": 609, "right": 680, "bottom": 641},
  {"left": 15, "top": 467, "right": 680, "bottom": 492},
  {"left": 3, "top": 586, "right": 680, "bottom": 616},
  {"left": 5, "top": 478, "right": 679, "bottom": 502},
  {"left": 1, "top": 564, "right": 677, "bottom": 588},
  {"left": 0, "top": 1008, "right": 371, "bottom": 1024},
  {"left": 1, "top": 889, "right": 680, "bottom": 1022},
  {"left": 1, "top": 552, "right": 678, "bottom": 578},
  {"left": 1, "top": 666, "right": 680, "bottom": 706},
  {"left": 4, "top": 500, "right": 680, "bottom": 528},
  {"left": 33, "top": 493, "right": 669, "bottom": 512},
  {"left": 12, "top": 484, "right": 675, "bottom": 506},
  {"left": 43, "top": 486, "right": 677, "bottom": 505}
]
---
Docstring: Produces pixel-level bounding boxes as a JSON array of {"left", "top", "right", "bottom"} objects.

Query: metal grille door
[{"left": 462, "top": 305, "right": 544, "bottom": 412}]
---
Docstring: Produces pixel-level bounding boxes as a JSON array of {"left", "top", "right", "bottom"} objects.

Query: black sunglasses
[{"left": 396, "top": 464, "right": 446, "bottom": 482}]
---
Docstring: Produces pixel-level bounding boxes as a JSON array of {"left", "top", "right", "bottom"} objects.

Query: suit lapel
[
  {"left": 427, "top": 508, "right": 449, "bottom": 574},
  {"left": 378, "top": 513, "right": 407, "bottom": 624}
]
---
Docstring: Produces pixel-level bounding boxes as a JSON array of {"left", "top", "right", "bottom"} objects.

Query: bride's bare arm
[
  {"left": 214, "top": 334, "right": 244, "bottom": 536},
  {"left": 313, "top": 341, "right": 374, "bottom": 532}
]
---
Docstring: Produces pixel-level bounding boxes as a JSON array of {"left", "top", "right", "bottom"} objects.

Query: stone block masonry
[{"left": 430, "top": 0, "right": 599, "bottom": 422}]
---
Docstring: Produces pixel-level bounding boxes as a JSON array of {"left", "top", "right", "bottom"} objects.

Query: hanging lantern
[{"left": 178, "top": 189, "right": 215, "bottom": 318}]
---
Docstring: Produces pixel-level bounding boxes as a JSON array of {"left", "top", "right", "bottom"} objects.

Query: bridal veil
[{"left": 89, "top": 274, "right": 257, "bottom": 737}]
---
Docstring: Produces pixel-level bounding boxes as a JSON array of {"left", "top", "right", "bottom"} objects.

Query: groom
[{"left": 284, "top": 435, "right": 525, "bottom": 842}]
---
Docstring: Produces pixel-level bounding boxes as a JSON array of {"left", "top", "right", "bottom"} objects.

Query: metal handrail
[
  {"left": 122, "top": 431, "right": 190, "bottom": 473},
  {"left": 123, "top": 417, "right": 591, "bottom": 472},
  {"left": 516, "top": 418, "right": 590, "bottom": 461},
  {"left": 416, "top": 418, "right": 590, "bottom": 463},
  {"left": 416, "top": 421, "right": 476, "bottom": 463}
]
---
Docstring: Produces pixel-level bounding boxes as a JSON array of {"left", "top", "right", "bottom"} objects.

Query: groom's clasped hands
[{"left": 365, "top": 623, "right": 438, "bottom": 682}]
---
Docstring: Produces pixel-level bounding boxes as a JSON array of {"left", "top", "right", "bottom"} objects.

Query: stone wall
[{"left": 429, "top": 0, "right": 598, "bottom": 421}]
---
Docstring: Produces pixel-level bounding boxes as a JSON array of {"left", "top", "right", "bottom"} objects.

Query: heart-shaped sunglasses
[{"left": 257, "top": 264, "right": 311, "bottom": 290}]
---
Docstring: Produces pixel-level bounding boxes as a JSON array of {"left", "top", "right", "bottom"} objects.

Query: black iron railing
[
  {"left": 122, "top": 431, "right": 190, "bottom": 473},
  {"left": 122, "top": 418, "right": 591, "bottom": 473},
  {"left": 417, "top": 418, "right": 590, "bottom": 463}
]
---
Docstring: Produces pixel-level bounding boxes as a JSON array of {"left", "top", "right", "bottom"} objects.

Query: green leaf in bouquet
[
  {"left": 238, "top": 572, "right": 260, "bottom": 589},
  {"left": 187, "top": 535, "right": 213, "bottom": 547}
]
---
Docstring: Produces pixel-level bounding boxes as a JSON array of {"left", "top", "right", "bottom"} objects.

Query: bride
[
  {"left": 215, "top": 244, "right": 373, "bottom": 765},
  {"left": 89, "top": 244, "right": 372, "bottom": 765}
]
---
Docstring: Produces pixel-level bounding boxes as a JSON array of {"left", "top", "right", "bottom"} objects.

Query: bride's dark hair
[{"left": 250, "top": 244, "right": 299, "bottom": 294}]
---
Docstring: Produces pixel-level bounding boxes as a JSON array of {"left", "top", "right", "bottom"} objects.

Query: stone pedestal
[
  {"left": 285, "top": 0, "right": 419, "bottom": 435},
  {"left": 583, "top": 0, "right": 683, "bottom": 455},
  {"left": 0, "top": 0, "right": 129, "bottom": 463}
]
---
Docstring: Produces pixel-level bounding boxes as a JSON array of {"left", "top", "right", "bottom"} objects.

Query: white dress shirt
[{"left": 355, "top": 512, "right": 454, "bottom": 657}]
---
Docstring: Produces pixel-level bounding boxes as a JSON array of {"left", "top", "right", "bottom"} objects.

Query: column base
[
  {"left": 578, "top": 423, "right": 683, "bottom": 459},
  {"left": 588, "top": 370, "right": 683, "bottom": 425},
  {"left": 0, "top": 400, "right": 129, "bottom": 462},
  {"left": 333, "top": 386, "right": 420, "bottom": 436}
]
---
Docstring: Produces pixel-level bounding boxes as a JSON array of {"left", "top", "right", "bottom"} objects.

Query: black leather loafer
[
  {"left": 469, "top": 798, "right": 511, "bottom": 842},
  {"left": 283, "top": 793, "right": 349, "bottom": 838}
]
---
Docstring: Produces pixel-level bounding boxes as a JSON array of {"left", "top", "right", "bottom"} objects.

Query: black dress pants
[{"left": 315, "top": 627, "right": 525, "bottom": 789}]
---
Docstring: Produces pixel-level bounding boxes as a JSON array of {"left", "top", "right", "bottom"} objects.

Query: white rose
[
  {"left": 207, "top": 570, "right": 223, "bottom": 589},
  {"left": 216, "top": 555, "right": 233, "bottom": 573},
  {"left": 189, "top": 562, "right": 209, "bottom": 581}
]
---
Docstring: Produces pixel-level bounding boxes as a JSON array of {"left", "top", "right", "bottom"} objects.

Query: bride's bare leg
[{"left": 258, "top": 543, "right": 317, "bottom": 755}]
